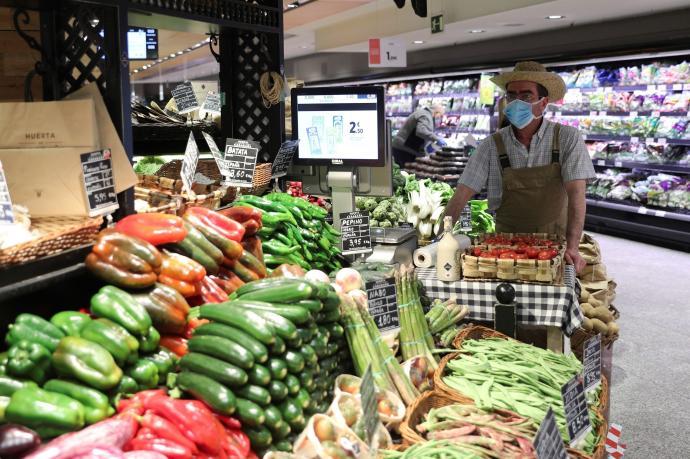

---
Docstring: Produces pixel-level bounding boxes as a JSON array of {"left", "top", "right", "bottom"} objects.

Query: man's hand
[
  {"left": 444, "top": 184, "right": 477, "bottom": 223},
  {"left": 564, "top": 247, "right": 586, "bottom": 273}
]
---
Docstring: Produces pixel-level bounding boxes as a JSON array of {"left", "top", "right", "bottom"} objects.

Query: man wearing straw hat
[{"left": 445, "top": 61, "right": 595, "bottom": 273}]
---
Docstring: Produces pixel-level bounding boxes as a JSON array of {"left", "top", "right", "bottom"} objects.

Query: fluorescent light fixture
[
  {"left": 287, "top": 2, "right": 299, "bottom": 8},
  {"left": 546, "top": 15, "right": 565, "bottom": 19},
  {"left": 469, "top": 29, "right": 485, "bottom": 33},
  {"left": 413, "top": 40, "right": 425, "bottom": 44}
]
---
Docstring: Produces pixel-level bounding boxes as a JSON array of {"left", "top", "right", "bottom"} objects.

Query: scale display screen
[
  {"left": 127, "top": 27, "right": 158, "bottom": 60},
  {"left": 292, "top": 86, "right": 385, "bottom": 167}
]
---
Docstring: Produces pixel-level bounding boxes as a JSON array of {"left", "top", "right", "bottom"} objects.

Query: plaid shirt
[{"left": 458, "top": 120, "right": 596, "bottom": 210}]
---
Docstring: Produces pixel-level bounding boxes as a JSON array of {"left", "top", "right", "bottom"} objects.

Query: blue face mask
[{"left": 503, "top": 98, "right": 544, "bottom": 129}]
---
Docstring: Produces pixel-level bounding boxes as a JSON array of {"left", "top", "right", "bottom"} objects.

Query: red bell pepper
[
  {"left": 242, "top": 236, "right": 264, "bottom": 262},
  {"left": 159, "top": 335, "right": 188, "bottom": 357},
  {"left": 223, "top": 427, "right": 250, "bottom": 457},
  {"left": 185, "top": 207, "right": 245, "bottom": 242},
  {"left": 116, "top": 214, "right": 188, "bottom": 246},
  {"left": 128, "top": 435, "right": 193, "bottom": 459},
  {"left": 158, "top": 253, "right": 206, "bottom": 297},
  {"left": 219, "top": 206, "right": 263, "bottom": 236},
  {"left": 117, "top": 389, "right": 168, "bottom": 415},
  {"left": 141, "top": 411, "right": 198, "bottom": 455},
  {"left": 198, "top": 276, "right": 229, "bottom": 304}
]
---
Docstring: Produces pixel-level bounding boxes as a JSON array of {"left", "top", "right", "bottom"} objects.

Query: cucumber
[
  {"left": 193, "top": 323, "right": 268, "bottom": 363},
  {"left": 279, "top": 399, "right": 304, "bottom": 428},
  {"left": 294, "top": 388, "right": 310, "bottom": 410},
  {"left": 284, "top": 350, "right": 305, "bottom": 374},
  {"left": 179, "top": 352, "right": 248, "bottom": 388},
  {"left": 244, "top": 425, "right": 272, "bottom": 449},
  {"left": 284, "top": 374, "right": 301, "bottom": 396},
  {"left": 263, "top": 405, "right": 284, "bottom": 430},
  {"left": 236, "top": 384, "right": 272, "bottom": 406},
  {"left": 297, "top": 327, "right": 315, "bottom": 343},
  {"left": 295, "top": 299, "right": 323, "bottom": 313},
  {"left": 268, "top": 358, "right": 287, "bottom": 380},
  {"left": 252, "top": 310, "right": 297, "bottom": 340},
  {"left": 316, "top": 326, "right": 331, "bottom": 341},
  {"left": 235, "top": 398, "right": 266, "bottom": 427},
  {"left": 326, "top": 342, "right": 340, "bottom": 357},
  {"left": 314, "top": 377, "right": 329, "bottom": 391},
  {"left": 270, "top": 335, "right": 286, "bottom": 355},
  {"left": 316, "top": 308, "right": 340, "bottom": 323},
  {"left": 198, "top": 304, "right": 275, "bottom": 344},
  {"left": 267, "top": 380, "right": 289, "bottom": 402},
  {"left": 237, "top": 279, "right": 314, "bottom": 303},
  {"left": 298, "top": 371, "right": 315, "bottom": 392},
  {"left": 248, "top": 364, "right": 271, "bottom": 386},
  {"left": 309, "top": 335, "right": 328, "bottom": 358},
  {"left": 176, "top": 371, "right": 236, "bottom": 415},
  {"left": 285, "top": 334, "right": 303, "bottom": 349},
  {"left": 235, "top": 300, "right": 311, "bottom": 325},
  {"left": 301, "top": 279, "right": 330, "bottom": 300},
  {"left": 320, "top": 356, "right": 339, "bottom": 373},
  {"left": 326, "top": 323, "right": 344, "bottom": 339},
  {"left": 299, "top": 345, "right": 318, "bottom": 366},
  {"left": 275, "top": 439, "right": 293, "bottom": 452},
  {"left": 270, "top": 419, "right": 291, "bottom": 441},
  {"left": 187, "top": 335, "right": 254, "bottom": 369},
  {"left": 322, "top": 292, "right": 340, "bottom": 311}
]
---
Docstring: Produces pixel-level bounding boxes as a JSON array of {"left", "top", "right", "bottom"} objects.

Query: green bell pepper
[
  {"left": 0, "top": 352, "right": 8, "bottom": 375},
  {"left": 0, "top": 395, "right": 9, "bottom": 422},
  {"left": 137, "top": 326, "right": 160, "bottom": 354},
  {"left": 44, "top": 379, "right": 113, "bottom": 425},
  {"left": 0, "top": 375, "right": 37, "bottom": 397},
  {"left": 113, "top": 375, "right": 138, "bottom": 396},
  {"left": 52, "top": 337, "right": 123, "bottom": 391},
  {"left": 6, "top": 314, "right": 65, "bottom": 352},
  {"left": 50, "top": 311, "right": 92, "bottom": 337},
  {"left": 6, "top": 340, "right": 51, "bottom": 383},
  {"left": 80, "top": 318, "right": 139, "bottom": 367},
  {"left": 126, "top": 359, "right": 159, "bottom": 389},
  {"left": 90, "top": 286, "right": 152, "bottom": 336},
  {"left": 5, "top": 386, "right": 85, "bottom": 438},
  {"left": 143, "top": 348, "right": 176, "bottom": 380}
]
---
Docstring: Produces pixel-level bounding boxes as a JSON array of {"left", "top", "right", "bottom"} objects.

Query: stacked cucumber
[{"left": 179, "top": 277, "right": 351, "bottom": 454}]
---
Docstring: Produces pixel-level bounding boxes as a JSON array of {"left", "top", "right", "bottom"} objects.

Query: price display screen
[
  {"left": 127, "top": 27, "right": 158, "bottom": 60},
  {"left": 292, "top": 87, "right": 385, "bottom": 167}
]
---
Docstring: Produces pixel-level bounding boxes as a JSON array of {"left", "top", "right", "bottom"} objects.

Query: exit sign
[{"left": 431, "top": 14, "right": 444, "bottom": 34}]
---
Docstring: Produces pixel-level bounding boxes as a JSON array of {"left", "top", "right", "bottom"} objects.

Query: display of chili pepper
[
  {"left": 86, "top": 229, "right": 162, "bottom": 290},
  {"left": 80, "top": 318, "right": 139, "bottom": 368},
  {"left": 0, "top": 424, "right": 40, "bottom": 457},
  {"left": 52, "top": 336, "right": 123, "bottom": 391},
  {"left": 158, "top": 252, "right": 206, "bottom": 298},
  {"left": 6, "top": 313, "right": 65, "bottom": 352},
  {"left": 159, "top": 336, "right": 188, "bottom": 357},
  {"left": 5, "top": 386, "right": 85, "bottom": 438},
  {"left": 50, "top": 311, "right": 92, "bottom": 337},
  {"left": 43, "top": 379, "right": 113, "bottom": 425},
  {"left": 91, "top": 285, "right": 153, "bottom": 337},
  {"left": 169, "top": 223, "right": 224, "bottom": 275},
  {"left": 115, "top": 213, "right": 188, "bottom": 246},
  {"left": 6, "top": 340, "right": 51, "bottom": 384},
  {"left": 131, "top": 283, "right": 190, "bottom": 336},
  {"left": 184, "top": 207, "right": 245, "bottom": 242}
]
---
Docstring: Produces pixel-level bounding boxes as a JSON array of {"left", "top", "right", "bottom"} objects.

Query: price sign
[
  {"left": 654, "top": 210, "right": 666, "bottom": 218},
  {"left": 271, "top": 140, "right": 298, "bottom": 179},
  {"left": 589, "top": 111, "right": 598, "bottom": 117},
  {"left": 629, "top": 111, "right": 638, "bottom": 117},
  {"left": 202, "top": 132, "right": 223, "bottom": 163},
  {"left": 583, "top": 335, "right": 602, "bottom": 393},
  {"left": 614, "top": 161, "right": 623, "bottom": 167},
  {"left": 652, "top": 110, "right": 661, "bottom": 117},
  {"left": 534, "top": 408, "right": 568, "bottom": 459},
  {"left": 630, "top": 136, "right": 639, "bottom": 143},
  {"left": 459, "top": 204, "right": 472, "bottom": 232},
  {"left": 222, "top": 138, "right": 260, "bottom": 188},
  {"left": 673, "top": 84, "right": 683, "bottom": 90},
  {"left": 596, "top": 160, "right": 605, "bottom": 166},
  {"left": 368, "top": 37, "right": 407, "bottom": 68},
  {"left": 0, "top": 160, "right": 15, "bottom": 224},
  {"left": 365, "top": 278, "right": 399, "bottom": 333},
  {"left": 399, "top": 222, "right": 413, "bottom": 229},
  {"left": 171, "top": 82, "right": 199, "bottom": 114},
  {"left": 561, "top": 374, "right": 592, "bottom": 446},
  {"left": 658, "top": 138, "right": 667, "bottom": 145},
  {"left": 360, "top": 365, "right": 380, "bottom": 450},
  {"left": 684, "top": 84, "right": 690, "bottom": 91},
  {"left": 181, "top": 132, "right": 200, "bottom": 194},
  {"left": 599, "top": 111, "right": 607, "bottom": 117},
  {"left": 555, "top": 111, "right": 562, "bottom": 117},
  {"left": 637, "top": 207, "right": 648, "bottom": 215},
  {"left": 646, "top": 84, "right": 656, "bottom": 92},
  {"left": 201, "top": 92, "right": 222, "bottom": 115},
  {"left": 80, "top": 149, "right": 119, "bottom": 217},
  {"left": 340, "top": 211, "right": 372, "bottom": 255}
]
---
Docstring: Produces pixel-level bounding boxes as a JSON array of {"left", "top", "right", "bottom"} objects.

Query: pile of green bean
[
  {"left": 380, "top": 439, "right": 501, "bottom": 459},
  {"left": 442, "top": 338, "right": 601, "bottom": 454}
]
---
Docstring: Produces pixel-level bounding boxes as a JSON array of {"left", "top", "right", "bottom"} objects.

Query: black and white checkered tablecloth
[{"left": 417, "top": 265, "right": 583, "bottom": 336}]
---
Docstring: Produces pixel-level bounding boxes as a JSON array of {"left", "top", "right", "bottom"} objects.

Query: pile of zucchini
[{"left": 177, "top": 277, "right": 351, "bottom": 454}]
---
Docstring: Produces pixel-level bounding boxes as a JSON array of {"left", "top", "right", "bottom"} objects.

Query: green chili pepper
[{"left": 262, "top": 240, "right": 300, "bottom": 256}]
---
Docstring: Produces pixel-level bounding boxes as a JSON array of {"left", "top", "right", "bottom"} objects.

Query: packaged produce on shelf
[
  {"left": 588, "top": 169, "right": 690, "bottom": 211},
  {"left": 326, "top": 392, "right": 393, "bottom": 450},
  {"left": 332, "top": 375, "right": 405, "bottom": 431}
]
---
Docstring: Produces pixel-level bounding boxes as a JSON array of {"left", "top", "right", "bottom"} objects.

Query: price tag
[
  {"left": 0, "top": 160, "right": 15, "bottom": 224},
  {"left": 646, "top": 84, "right": 656, "bottom": 92},
  {"left": 652, "top": 110, "right": 661, "bottom": 117},
  {"left": 180, "top": 132, "right": 200, "bottom": 194},
  {"left": 637, "top": 207, "right": 648, "bottom": 215},
  {"left": 171, "top": 82, "right": 199, "bottom": 114},
  {"left": 271, "top": 140, "right": 298, "bottom": 179},
  {"left": 459, "top": 204, "right": 472, "bottom": 232},
  {"left": 658, "top": 85, "right": 667, "bottom": 93},
  {"left": 604, "top": 86, "right": 613, "bottom": 93},
  {"left": 597, "top": 160, "right": 606, "bottom": 166},
  {"left": 534, "top": 408, "right": 568, "bottom": 459},
  {"left": 658, "top": 138, "right": 667, "bottom": 145},
  {"left": 629, "top": 111, "right": 638, "bottom": 117},
  {"left": 360, "top": 365, "right": 380, "bottom": 450},
  {"left": 201, "top": 132, "right": 223, "bottom": 163},
  {"left": 222, "top": 138, "right": 260, "bottom": 188},
  {"left": 399, "top": 222, "right": 414, "bottom": 229},
  {"left": 614, "top": 161, "right": 623, "bottom": 167},
  {"left": 645, "top": 137, "right": 655, "bottom": 144},
  {"left": 589, "top": 111, "right": 598, "bottom": 117},
  {"left": 555, "top": 111, "right": 563, "bottom": 117},
  {"left": 201, "top": 91, "right": 222, "bottom": 115},
  {"left": 654, "top": 210, "right": 667, "bottom": 218},
  {"left": 630, "top": 136, "right": 639, "bottom": 143},
  {"left": 583, "top": 335, "right": 602, "bottom": 393},
  {"left": 365, "top": 278, "right": 399, "bottom": 333},
  {"left": 340, "top": 211, "right": 372, "bottom": 255},
  {"left": 598, "top": 111, "right": 607, "bottom": 117},
  {"left": 561, "top": 374, "right": 592, "bottom": 446},
  {"left": 80, "top": 149, "right": 119, "bottom": 217},
  {"left": 582, "top": 135, "right": 588, "bottom": 141},
  {"left": 684, "top": 84, "right": 690, "bottom": 91},
  {"left": 673, "top": 84, "right": 683, "bottom": 90}
]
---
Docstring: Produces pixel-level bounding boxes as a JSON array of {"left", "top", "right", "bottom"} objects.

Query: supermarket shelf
[
  {"left": 550, "top": 110, "right": 689, "bottom": 117},
  {"left": 417, "top": 91, "right": 479, "bottom": 98},
  {"left": 571, "top": 83, "right": 690, "bottom": 93},
  {"left": 386, "top": 112, "right": 412, "bottom": 117},
  {"left": 591, "top": 158, "right": 690, "bottom": 174},
  {"left": 385, "top": 94, "right": 413, "bottom": 98},
  {"left": 583, "top": 134, "right": 690, "bottom": 145},
  {"left": 446, "top": 110, "right": 491, "bottom": 116},
  {"left": 586, "top": 198, "right": 690, "bottom": 222}
]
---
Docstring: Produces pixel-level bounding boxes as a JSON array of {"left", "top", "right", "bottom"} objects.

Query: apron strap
[
  {"left": 493, "top": 132, "right": 511, "bottom": 170},
  {"left": 551, "top": 123, "right": 561, "bottom": 164}
]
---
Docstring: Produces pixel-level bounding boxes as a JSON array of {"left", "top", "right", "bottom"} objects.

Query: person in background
[
  {"left": 444, "top": 61, "right": 595, "bottom": 273},
  {"left": 392, "top": 103, "right": 447, "bottom": 167}
]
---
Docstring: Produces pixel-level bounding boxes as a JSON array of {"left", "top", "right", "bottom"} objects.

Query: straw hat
[{"left": 491, "top": 61, "right": 567, "bottom": 101}]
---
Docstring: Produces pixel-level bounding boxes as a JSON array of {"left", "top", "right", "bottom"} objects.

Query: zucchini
[
  {"left": 251, "top": 310, "right": 297, "bottom": 340},
  {"left": 279, "top": 399, "right": 304, "bottom": 428},
  {"left": 298, "top": 371, "right": 315, "bottom": 392},
  {"left": 284, "top": 374, "right": 301, "bottom": 396},
  {"left": 270, "top": 419, "right": 291, "bottom": 441},
  {"left": 270, "top": 335, "right": 286, "bottom": 355},
  {"left": 236, "top": 384, "right": 272, "bottom": 406},
  {"left": 299, "top": 345, "right": 318, "bottom": 366},
  {"left": 275, "top": 439, "right": 293, "bottom": 452},
  {"left": 263, "top": 405, "right": 284, "bottom": 430},
  {"left": 179, "top": 352, "right": 248, "bottom": 388},
  {"left": 267, "top": 380, "right": 288, "bottom": 402},
  {"left": 199, "top": 304, "right": 275, "bottom": 345},
  {"left": 244, "top": 425, "right": 272, "bottom": 449},
  {"left": 176, "top": 371, "right": 236, "bottom": 415},
  {"left": 285, "top": 334, "right": 303, "bottom": 349},
  {"left": 301, "top": 279, "right": 330, "bottom": 300},
  {"left": 193, "top": 323, "right": 268, "bottom": 363},
  {"left": 268, "top": 358, "right": 287, "bottom": 380},
  {"left": 235, "top": 398, "right": 266, "bottom": 427},
  {"left": 295, "top": 299, "right": 323, "bottom": 313},
  {"left": 309, "top": 335, "right": 328, "bottom": 358},
  {"left": 326, "top": 342, "right": 340, "bottom": 357},
  {"left": 284, "top": 350, "right": 305, "bottom": 374},
  {"left": 316, "top": 308, "right": 340, "bottom": 323},
  {"left": 320, "top": 356, "right": 339, "bottom": 373},
  {"left": 294, "top": 388, "right": 310, "bottom": 410},
  {"left": 316, "top": 326, "right": 331, "bottom": 341},
  {"left": 235, "top": 300, "right": 311, "bottom": 325},
  {"left": 187, "top": 335, "right": 254, "bottom": 369},
  {"left": 248, "top": 364, "right": 271, "bottom": 386},
  {"left": 322, "top": 292, "right": 340, "bottom": 311},
  {"left": 297, "top": 327, "right": 315, "bottom": 343},
  {"left": 237, "top": 279, "right": 314, "bottom": 303},
  {"left": 326, "top": 323, "right": 344, "bottom": 339}
]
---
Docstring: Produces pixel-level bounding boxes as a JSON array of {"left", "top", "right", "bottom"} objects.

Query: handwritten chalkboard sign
[
  {"left": 201, "top": 92, "right": 221, "bottom": 115},
  {"left": 0, "top": 160, "right": 15, "bottom": 224},
  {"left": 561, "top": 374, "right": 592, "bottom": 446},
  {"left": 222, "top": 138, "right": 260, "bottom": 188},
  {"left": 181, "top": 132, "right": 200, "bottom": 194},
  {"left": 360, "top": 365, "right": 380, "bottom": 450},
  {"left": 534, "top": 408, "right": 568, "bottom": 459},
  {"left": 271, "top": 140, "right": 298, "bottom": 179},
  {"left": 339, "top": 211, "right": 372, "bottom": 255},
  {"left": 365, "top": 278, "right": 399, "bottom": 332},
  {"left": 80, "top": 149, "right": 119, "bottom": 217},
  {"left": 171, "top": 82, "right": 199, "bottom": 114},
  {"left": 583, "top": 335, "right": 602, "bottom": 392}
]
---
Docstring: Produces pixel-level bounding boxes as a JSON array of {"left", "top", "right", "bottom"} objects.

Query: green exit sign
[{"left": 431, "top": 14, "right": 444, "bottom": 34}]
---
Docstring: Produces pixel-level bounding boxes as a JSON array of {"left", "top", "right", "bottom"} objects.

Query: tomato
[
  {"left": 479, "top": 252, "right": 494, "bottom": 258},
  {"left": 515, "top": 253, "right": 529, "bottom": 260},
  {"left": 515, "top": 243, "right": 528, "bottom": 254},
  {"left": 549, "top": 248, "right": 559, "bottom": 258},
  {"left": 496, "top": 248, "right": 512, "bottom": 255},
  {"left": 537, "top": 250, "right": 555, "bottom": 260},
  {"left": 525, "top": 247, "right": 540, "bottom": 259},
  {"left": 489, "top": 249, "right": 501, "bottom": 257},
  {"left": 472, "top": 247, "right": 483, "bottom": 257},
  {"left": 499, "top": 252, "right": 516, "bottom": 260},
  {"left": 542, "top": 240, "right": 554, "bottom": 247}
]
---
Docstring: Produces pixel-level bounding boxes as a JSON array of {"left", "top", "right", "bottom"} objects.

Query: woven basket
[
  {"left": 452, "top": 324, "right": 511, "bottom": 349},
  {"left": 0, "top": 216, "right": 102, "bottom": 267},
  {"left": 237, "top": 162, "right": 272, "bottom": 196}
]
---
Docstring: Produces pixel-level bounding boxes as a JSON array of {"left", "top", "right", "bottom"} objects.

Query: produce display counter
[{"left": 416, "top": 266, "right": 581, "bottom": 353}]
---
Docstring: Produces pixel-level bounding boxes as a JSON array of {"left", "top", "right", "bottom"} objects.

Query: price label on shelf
[
  {"left": 654, "top": 210, "right": 667, "bottom": 218},
  {"left": 629, "top": 137, "right": 639, "bottom": 144},
  {"left": 181, "top": 132, "right": 200, "bottom": 194},
  {"left": 597, "top": 160, "right": 606, "bottom": 166},
  {"left": 360, "top": 366, "right": 380, "bottom": 450},
  {"left": 652, "top": 111, "right": 661, "bottom": 117},
  {"left": 222, "top": 138, "right": 260, "bottom": 188},
  {"left": 271, "top": 140, "right": 299, "bottom": 179},
  {"left": 340, "top": 211, "right": 372, "bottom": 255},
  {"left": 598, "top": 111, "right": 607, "bottom": 117},
  {"left": 202, "top": 132, "right": 223, "bottom": 163},
  {"left": 366, "top": 278, "right": 399, "bottom": 333},
  {"left": 589, "top": 111, "right": 598, "bottom": 117},
  {"left": 657, "top": 85, "right": 667, "bottom": 93},
  {"left": 684, "top": 84, "right": 690, "bottom": 91},
  {"left": 646, "top": 85, "right": 656, "bottom": 92},
  {"left": 637, "top": 207, "right": 648, "bottom": 215},
  {"left": 561, "top": 374, "right": 592, "bottom": 446},
  {"left": 555, "top": 111, "right": 562, "bottom": 118},
  {"left": 614, "top": 161, "right": 623, "bottom": 167},
  {"left": 673, "top": 84, "right": 683, "bottom": 91},
  {"left": 80, "top": 149, "right": 119, "bottom": 217},
  {"left": 629, "top": 111, "right": 638, "bottom": 118},
  {"left": 534, "top": 408, "right": 568, "bottom": 459},
  {"left": 658, "top": 138, "right": 667, "bottom": 145},
  {"left": 171, "top": 82, "right": 199, "bottom": 114},
  {"left": 0, "top": 160, "right": 15, "bottom": 224},
  {"left": 645, "top": 137, "right": 655, "bottom": 144},
  {"left": 583, "top": 335, "right": 602, "bottom": 393}
]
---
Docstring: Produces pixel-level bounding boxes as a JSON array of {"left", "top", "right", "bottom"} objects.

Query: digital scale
[{"left": 365, "top": 227, "right": 418, "bottom": 265}]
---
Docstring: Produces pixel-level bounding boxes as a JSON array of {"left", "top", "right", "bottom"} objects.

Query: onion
[
  {"left": 331, "top": 282, "right": 343, "bottom": 294},
  {"left": 335, "top": 268, "right": 363, "bottom": 293},
  {"left": 348, "top": 289, "right": 368, "bottom": 308},
  {"left": 305, "top": 269, "right": 330, "bottom": 284}
]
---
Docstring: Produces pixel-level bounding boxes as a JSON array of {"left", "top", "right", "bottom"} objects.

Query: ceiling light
[
  {"left": 546, "top": 15, "right": 565, "bottom": 19},
  {"left": 502, "top": 23, "right": 524, "bottom": 27},
  {"left": 169, "top": 53, "right": 176, "bottom": 58},
  {"left": 413, "top": 40, "right": 425, "bottom": 44},
  {"left": 133, "top": 69, "right": 139, "bottom": 73},
  {"left": 469, "top": 29, "right": 485, "bottom": 34},
  {"left": 287, "top": 2, "right": 299, "bottom": 8},
  {"left": 177, "top": 51, "right": 183, "bottom": 55}
]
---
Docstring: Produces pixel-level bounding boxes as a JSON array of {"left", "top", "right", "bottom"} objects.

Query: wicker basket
[
  {"left": 237, "top": 162, "right": 273, "bottom": 196},
  {"left": 0, "top": 216, "right": 103, "bottom": 267}
]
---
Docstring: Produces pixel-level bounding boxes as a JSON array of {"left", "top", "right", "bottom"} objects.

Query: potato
[
  {"left": 580, "top": 288, "right": 590, "bottom": 302},
  {"left": 607, "top": 321, "right": 620, "bottom": 336},
  {"left": 587, "top": 296, "right": 603, "bottom": 309},
  {"left": 581, "top": 303, "right": 595, "bottom": 318},
  {"left": 590, "top": 318, "right": 608, "bottom": 335},
  {"left": 592, "top": 306, "right": 614, "bottom": 323},
  {"left": 582, "top": 317, "right": 593, "bottom": 331}
]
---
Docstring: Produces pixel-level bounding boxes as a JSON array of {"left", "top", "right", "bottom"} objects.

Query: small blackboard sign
[
  {"left": 80, "top": 149, "right": 119, "bottom": 216},
  {"left": 459, "top": 204, "right": 472, "bottom": 232},
  {"left": 222, "top": 138, "right": 260, "bottom": 188},
  {"left": 0, "top": 160, "right": 15, "bottom": 224},
  {"left": 339, "top": 211, "right": 372, "bottom": 255},
  {"left": 561, "top": 374, "right": 592, "bottom": 446},
  {"left": 181, "top": 132, "right": 200, "bottom": 194},
  {"left": 271, "top": 140, "right": 298, "bottom": 179},
  {"left": 583, "top": 335, "right": 602, "bottom": 392},
  {"left": 171, "top": 82, "right": 199, "bottom": 114},
  {"left": 360, "top": 365, "right": 380, "bottom": 450},
  {"left": 201, "top": 92, "right": 222, "bottom": 115},
  {"left": 534, "top": 408, "right": 568, "bottom": 459},
  {"left": 365, "top": 278, "right": 400, "bottom": 332}
]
